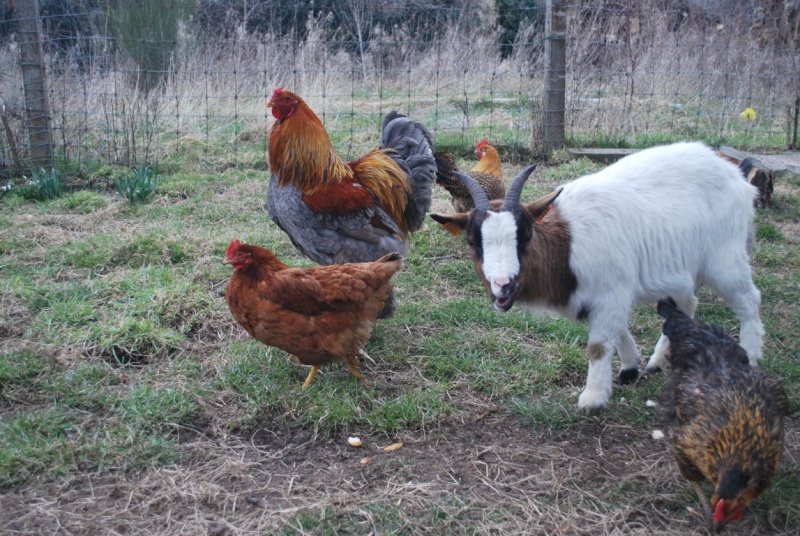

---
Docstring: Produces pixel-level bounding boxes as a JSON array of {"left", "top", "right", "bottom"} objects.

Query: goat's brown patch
[
  {"left": 518, "top": 206, "right": 578, "bottom": 308},
  {"left": 588, "top": 342, "right": 606, "bottom": 362}
]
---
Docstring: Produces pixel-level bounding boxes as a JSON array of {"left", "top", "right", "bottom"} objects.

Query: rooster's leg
[
  {"left": 690, "top": 480, "right": 713, "bottom": 524},
  {"left": 301, "top": 365, "right": 320, "bottom": 389},
  {"left": 345, "top": 356, "right": 366, "bottom": 380}
]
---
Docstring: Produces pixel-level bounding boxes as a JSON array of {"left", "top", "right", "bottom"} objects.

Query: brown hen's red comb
[
  {"left": 476, "top": 139, "right": 489, "bottom": 149},
  {"left": 226, "top": 239, "right": 241, "bottom": 258}
]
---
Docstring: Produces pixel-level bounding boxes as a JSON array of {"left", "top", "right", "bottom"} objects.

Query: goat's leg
[
  {"left": 719, "top": 284, "right": 764, "bottom": 365},
  {"left": 646, "top": 293, "right": 698, "bottom": 373},
  {"left": 705, "top": 248, "right": 764, "bottom": 365},
  {"left": 617, "top": 329, "right": 641, "bottom": 384},
  {"left": 578, "top": 336, "right": 615, "bottom": 410}
]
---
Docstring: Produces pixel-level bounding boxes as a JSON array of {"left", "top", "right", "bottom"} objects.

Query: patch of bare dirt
[{"left": 3, "top": 408, "right": 798, "bottom": 535}]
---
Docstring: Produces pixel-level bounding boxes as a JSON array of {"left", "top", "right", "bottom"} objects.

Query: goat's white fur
[
  {"left": 485, "top": 142, "right": 763, "bottom": 409},
  {"left": 481, "top": 212, "right": 521, "bottom": 295}
]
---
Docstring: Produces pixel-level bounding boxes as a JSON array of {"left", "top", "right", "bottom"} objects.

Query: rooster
[
  {"left": 433, "top": 139, "right": 506, "bottom": 213},
  {"left": 657, "top": 297, "right": 789, "bottom": 533},
  {"left": 265, "top": 88, "right": 436, "bottom": 268},
  {"left": 224, "top": 240, "right": 403, "bottom": 388}
]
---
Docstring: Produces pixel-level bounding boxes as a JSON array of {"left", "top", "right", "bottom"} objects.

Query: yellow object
[{"left": 740, "top": 107, "right": 757, "bottom": 120}]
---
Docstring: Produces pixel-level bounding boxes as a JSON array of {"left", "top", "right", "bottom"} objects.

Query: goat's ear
[
  {"left": 525, "top": 187, "right": 563, "bottom": 221},
  {"left": 429, "top": 212, "right": 469, "bottom": 236}
]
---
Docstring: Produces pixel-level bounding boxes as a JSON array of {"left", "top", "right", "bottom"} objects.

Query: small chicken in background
[
  {"left": 716, "top": 150, "right": 775, "bottom": 209},
  {"left": 265, "top": 88, "right": 436, "bottom": 267},
  {"left": 433, "top": 139, "right": 506, "bottom": 213},
  {"left": 224, "top": 239, "right": 403, "bottom": 388},
  {"left": 657, "top": 297, "right": 789, "bottom": 533},
  {"left": 739, "top": 156, "right": 775, "bottom": 208}
]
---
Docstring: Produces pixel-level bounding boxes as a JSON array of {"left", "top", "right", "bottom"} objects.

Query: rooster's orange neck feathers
[{"left": 268, "top": 91, "right": 353, "bottom": 194}]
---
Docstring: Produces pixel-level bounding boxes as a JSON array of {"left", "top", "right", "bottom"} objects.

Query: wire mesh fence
[{"left": 0, "top": 0, "right": 798, "bottom": 178}]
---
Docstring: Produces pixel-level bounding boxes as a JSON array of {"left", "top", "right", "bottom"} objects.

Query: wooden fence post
[
  {"left": 16, "top": 0, "right": 54, "bottom": 169},
  {"left": 543, "top": 0, "right": 566, "bottom": 152}
]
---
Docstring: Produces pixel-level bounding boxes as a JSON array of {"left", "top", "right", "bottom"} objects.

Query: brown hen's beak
[
  {"left": 266, "top": 101, "right": 275, "bottom": 108},
  {"left": 222, "top": 258, "right": 234, "bottom": 265}
]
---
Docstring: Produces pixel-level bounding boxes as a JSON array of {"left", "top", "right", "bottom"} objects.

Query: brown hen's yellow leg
[
  {"left": 302, "top": 365, "right": 320, "bottom": 388},
  {"left": 345, "top": 356, "right": 365, "bottom": 380}
]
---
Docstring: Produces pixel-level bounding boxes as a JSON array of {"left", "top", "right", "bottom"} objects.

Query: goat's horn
[
  {"left": 504, "top": 164, "right": 538, "bottom": 211},
  {"left": 454, "top": 171, "right": 490, "bottom": 211}
]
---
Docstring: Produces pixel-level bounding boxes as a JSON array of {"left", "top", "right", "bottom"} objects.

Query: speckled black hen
[{"left": 657, "top": 297, "right": 789, "bottom": 533}]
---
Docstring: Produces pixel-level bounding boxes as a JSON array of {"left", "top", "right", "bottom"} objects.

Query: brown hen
[
  {"left": 657, "top": 297, "right": 789, "bottom": 533},
  {"left": 434, "top": 139, "right": 506, "bottom": 213},
  {"left": 224, "top": 240, "right": 402, "bottom": 387}
]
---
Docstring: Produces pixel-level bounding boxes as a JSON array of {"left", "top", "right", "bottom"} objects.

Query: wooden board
[{"left": 568, "top": 148, "right": 638, "bottom": 163}]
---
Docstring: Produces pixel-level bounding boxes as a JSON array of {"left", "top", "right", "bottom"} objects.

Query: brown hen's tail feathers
[
  {"left": 374, "top": 252, "right": 403, "bottom": 320},
  {"left": 376, "top": 251, "right": 403, "bottom": 263},
  {"left": 433, "top": 151, "right": 460, "bottom": 189}
]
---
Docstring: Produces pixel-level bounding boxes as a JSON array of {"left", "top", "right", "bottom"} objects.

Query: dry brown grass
[
  {"left": 0, "top": 0, "right": 793, "bottom": 173},
  {"left": 4, "top": 411, "right": 798, "bottom": 535}
]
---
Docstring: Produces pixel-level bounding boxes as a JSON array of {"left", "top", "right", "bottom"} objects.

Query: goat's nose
[{"left": 491, "top": 277, "right": 511, "bottom": 296}]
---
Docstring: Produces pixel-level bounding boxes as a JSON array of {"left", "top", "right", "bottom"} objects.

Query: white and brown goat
[{"left": 430, "top": 142, "right": 764, "bottom": 410}]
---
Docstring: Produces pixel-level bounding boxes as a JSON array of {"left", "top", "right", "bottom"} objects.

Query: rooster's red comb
[
  {"left": 226, "top": 239, "right": 241, "bottom": 258},
  {"left": 476, "top": 139, "right": 489, "bottom": 150},
  {"left": 270, "top": 87, "right": 285, "bottom": 101}
]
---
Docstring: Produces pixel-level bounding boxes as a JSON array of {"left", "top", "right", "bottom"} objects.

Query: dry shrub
[{"left": 565, "top": 0, "right": 796, "bottom": 142}]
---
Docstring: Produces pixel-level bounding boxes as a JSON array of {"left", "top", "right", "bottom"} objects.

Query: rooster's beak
[{"left": 266, "top": 101, "right": 275, "bottom": 108}]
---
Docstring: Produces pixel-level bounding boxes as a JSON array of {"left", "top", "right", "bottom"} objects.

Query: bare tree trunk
[
  {"left": 0, "top": 96, "right": 22, "bottom": 174},
  {"left": 543, "top": 0, "right": 566, "bottom": 153},
  {"left": 16, "top": 0, "right": 53, "bottom": 169}
]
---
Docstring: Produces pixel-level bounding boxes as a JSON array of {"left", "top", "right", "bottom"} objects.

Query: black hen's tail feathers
[{"left": 657, "top": 297, "right": 750, "bottom": 372}]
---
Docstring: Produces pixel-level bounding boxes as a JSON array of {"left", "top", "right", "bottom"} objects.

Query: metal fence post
[
  {"left": 17, "top": 0, "right": 53, "bottom": 170},
  {"left": 543, "top": 0, "right": 566, "bottom": 152}
]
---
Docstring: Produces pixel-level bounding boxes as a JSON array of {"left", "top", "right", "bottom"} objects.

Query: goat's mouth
[
  {"left": 492, "top": 281, "right": 518, "bottom": 312},
  {"left": 494, "top": 295, "right": 515, "bottom": 311}
]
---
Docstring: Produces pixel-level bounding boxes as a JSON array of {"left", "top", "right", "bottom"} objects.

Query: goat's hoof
[
  {"left": 577, "top": 389, "right": 610, "bottom": 411},
  {"left": 645, "top": 365, "right": 663, "bottom": 374},
  {"left": 619, "top": 368, "right": 639, "bottom": 385}
]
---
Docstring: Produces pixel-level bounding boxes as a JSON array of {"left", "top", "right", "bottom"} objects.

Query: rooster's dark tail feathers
[{"left": 380, "top": 111, "right": 437, "bottom": 233}]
